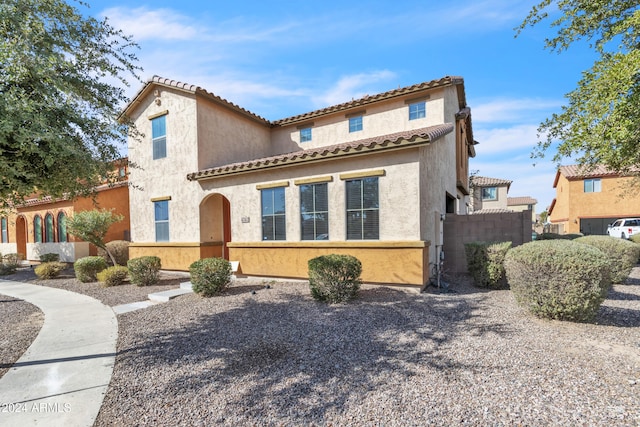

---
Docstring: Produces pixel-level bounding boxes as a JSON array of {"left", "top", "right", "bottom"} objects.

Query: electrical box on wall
[{"left": 434, "top": 211, "right": 444, "bottom": 246}]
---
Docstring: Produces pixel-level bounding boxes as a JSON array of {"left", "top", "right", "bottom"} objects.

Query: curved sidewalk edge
[{"left": 0, "top": 281, "right": 117, "bottom": 427}]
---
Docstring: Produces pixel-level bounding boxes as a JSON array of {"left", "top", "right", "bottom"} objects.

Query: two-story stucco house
[
  {"left": 122, "top": 75, "right": 476, "bottom": 286},
  {"left": 549, "top": 164, "right": 640, "bottom": 235},
  {"left": 469, "top": 176, "right": 512, "bottom": 213}
]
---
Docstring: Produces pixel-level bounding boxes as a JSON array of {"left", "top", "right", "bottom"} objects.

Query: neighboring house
[
  {"left": 122, "top": 75, "right": 477, "bottom": 286},
  {"left": 549, "top": 164, "right": 640, "bottom": 235},
  {"left": 469, "top": 176, "right": 512, "bottom": 212},
  {"left": 0, "top": 162, "right": 130, "bottom": 262},
  {"left": 507, "top": 196, "right": 538, "bottom": 223}
]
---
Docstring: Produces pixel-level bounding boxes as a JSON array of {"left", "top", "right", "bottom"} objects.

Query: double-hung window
[
  {"left": 300, "top": 127, "right": 312, "bottom": 143},
  {"left": 346, "top": 177, "right": 379, "bottom": 240},
  {"left": 584, "top": 178, "right": 601, "bottom": 193},
  {"left": 481, "top": 187, "right": 497, "bottom": 201},
  {"left": 349, "top": 116, "right": 363, "bottom": 133},
  {"left": 154, "top": 200, "right": 169, "bottom": 242},
  {"left": 152, "top": 115, "right": 167, "bottom": 159},
  {"left": 261, "top": 187, "right": 286, "bottom": 240},
  {"left": 1, "top": 217, "right": 7, "bottom": 243},
  {"left": 408, "top": 101, "right": 426, "bottom": 120},
  {"left": 300, "top": 183, "right": 329, "bottom": 240}
]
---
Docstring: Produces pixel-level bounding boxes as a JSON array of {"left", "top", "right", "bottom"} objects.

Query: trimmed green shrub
[
  {"left": 3, "top": 253, "right": 23, "bottom": 267},
  {"left": 34, "top": 262, "right": 67, "bottom": 279},
  {"left": 97, "top": 266, "right": 129, "bottom": 287},
  {"left": 74, "top": 256, "right": 108, "bottom": 283},
  {"left": 127, "top": 256, "right": 161, "bottom": 286},
  {"left": 537, "top": 233, "right": 582, "bottom": 240},
  {"left": 574, "top": 235, "right": 640, "bottom": 284},
  {"left": 0, "top": 264, "right": 16, "bottom": 276},
  {"left": 189, "top": 257, "right": 232, "bottom": 297},
  {"left": 464, "top": 241, "right": 512, "bottom": 289},
  {"left": 39, "top": 253, "right": 60, "bottom": 263},
  {"left": 97, "top": 240, "right": 130, "bottom": 266},
  {"left": 308, "top": 254, "right": 362, "bottom": 303},
  {"left": 504, "top": 240, "right": 611, "bottom": 322}
]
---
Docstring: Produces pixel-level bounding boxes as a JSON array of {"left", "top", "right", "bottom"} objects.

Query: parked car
[{"left": 607, "top": 218, "right": 640, "bottom": 239}]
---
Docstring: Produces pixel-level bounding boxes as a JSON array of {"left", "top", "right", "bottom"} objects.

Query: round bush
[
  {"left": 39, "top": 253, "right": 60, "bottom": 263},
  {"left": 308, "top": 254, "right": 362, "bottom": 303},
  {"left": 97, "top": 240, "right": 130, "bottom": 266},
  {"left": 34, "top": 262, "right": 67, "bottom": 279},
  {"left": 189, "top": 257, "right": 232, "bottom": 297},
  {"left": 74, "top": 256, "right": 108, "bottom": 283},
  {"left": 127, "top": 256, "right": 161, "bottom": 286},
  {"left": 574, "top": 235, "right": 640, "bottom": 284},
  {"left": 97, "top": 266, "right": 129, "bottom": 287},
  {"left": 504, "top": 240, "right": 611, "bottom": 322}
]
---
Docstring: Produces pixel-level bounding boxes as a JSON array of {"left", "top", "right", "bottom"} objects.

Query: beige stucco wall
[{"left": 270, "top": 89, "right": 446, "bottom": 152}]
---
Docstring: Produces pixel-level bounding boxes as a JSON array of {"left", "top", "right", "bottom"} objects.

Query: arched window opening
[
  {"left": 57, "top": 212, "right": 67, "bottom": 243},
  {"left": 34, "top": 216, "right": 43, "bottom": 243},
  {"left": 45, "top": 214, "right": 54, "bottom": 243}
]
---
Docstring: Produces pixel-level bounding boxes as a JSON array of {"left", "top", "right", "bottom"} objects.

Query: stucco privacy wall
[{"left": 443, "top": 211, "right": 532, "bottom": 274}]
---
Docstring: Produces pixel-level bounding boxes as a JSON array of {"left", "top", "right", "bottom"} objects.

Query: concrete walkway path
[{"left": 0, "top": 280, "right": 117, "bottom": 427}]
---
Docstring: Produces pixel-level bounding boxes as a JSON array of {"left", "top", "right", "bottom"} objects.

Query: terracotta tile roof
[
  {"left": 558, "top": 164, "right": 620, "bottom": 179},
  {"left": 507, "top": 196, "right": 537, "bottom": 206},
  {"left": 469, "top": 208, "right": 514, "bottom": 214},
  {"left": 272, "top": 76, "right": 465, "bottom": 126},
  {"left": 187, "top": 124, "right": 454, "bottom": 181},
  {"left": 471, "top": 176, "right": 513, "bottom": 187},
  {"left": 20, "top": 181, "right": 128, "bottom": 207}
]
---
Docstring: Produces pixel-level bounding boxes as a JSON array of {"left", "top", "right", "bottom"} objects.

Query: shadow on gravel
[
  {"left": 595, "top": 306, "right": 640, "bottom": 327},
  {"left": 607, "top": 288, "right": 640, "bottom": 301},
  {"left": 111, "top": 287, "right": 514, "bottom": 424}
]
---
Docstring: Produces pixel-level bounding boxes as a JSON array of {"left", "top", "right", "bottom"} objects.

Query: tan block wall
[{"left": 129, "top": 242, "right": 223, "bottom": 271}]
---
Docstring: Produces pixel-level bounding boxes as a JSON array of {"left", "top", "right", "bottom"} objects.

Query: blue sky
[{"left": 86, "top": 0, "right": 597, "bottom": 211}]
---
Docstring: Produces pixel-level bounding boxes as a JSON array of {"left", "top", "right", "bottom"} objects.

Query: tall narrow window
[
  {"left": 349, "top": 116, "right": 363, "bottom": 133},
  {"left": 154, "top": 200, "right": 169, "bottom": 242},
  {"left": 261, "top": 187, "right": 286, "bottom": 240},
  {"left": 584, "top": 178, "right": 601, "bottom": 193},
  {"left": 1, "top": 217, "right": 7, "bottom": 243},
  {"left": 34, "top": 215, "right": 43, "bottom": 243},
  {"left": 409, "top": 101, "right": 426, "bottom": 120},
  {"left": 300, "top": 127, "right": 312, "bottom": 143},
  {"left": 346, "top": 177, "right": 379, "bottom": 240},
  {"left": 300, "top": 183, "right": 328, "bottom": 240},
  {"left": 57, "top": 212, "right": 67, "bottom": 243},
  {"left": 45, "top": 213, "right": 54, "bottom": 242},
  {"left": 152, "top": 115, "right": 167, "bottom": 159}
]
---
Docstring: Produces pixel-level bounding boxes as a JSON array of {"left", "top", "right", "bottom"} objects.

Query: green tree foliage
[
  {"left": 67, "top": 209, "right": 123, "bottom": 265},
  {"left": 0, "top": 0, "right": 140, "bottom": 209},
  {"left": 518, "top": 1, "right": 640, "bottom": 174}
]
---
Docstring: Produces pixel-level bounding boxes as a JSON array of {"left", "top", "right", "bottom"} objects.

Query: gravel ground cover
[
  {"left": 0, "top": 291, "right": 43, "bottom": 379},
  {"left": 2, "top": 267, "right": 639, "bottom": 425}
]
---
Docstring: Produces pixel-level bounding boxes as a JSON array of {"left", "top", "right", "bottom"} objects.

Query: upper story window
[
  {"left": 346, "top": 177, "right": 379, "bottom": 240},
  {"left": 1, "top": 217, "right": 7, "bottom": 243},
  {"left": 481, "top": 187, "right": 497, "bottom": 201},
  {"left": 34, "top": 215, "right": 42, "bottom": 243},
  {"left": 584, "top": 178, "right": 601, "bottom": 193},
  {"left": 154, "top": 200, "right": 169, "bottom": 242},
  {"left": 300, "top": 127, "right": 312, "bottom": 143},
  {"left": 57, "top": 212, "right": 67, "bottom": 243},
  {"left": 349, "top": 116, "right": 363, "bottom": 133},
  {"left": 261, "top": 187, "right": 286, "bottom": 240},
  {"left": 300, "top": 183, "right": 329, "bottom": 240},
  {"left": 408, "top": 101, "right": 426, "bottom": 120},
  {"left": 152, "top": 115, "right": 167, "bottom": 160}
]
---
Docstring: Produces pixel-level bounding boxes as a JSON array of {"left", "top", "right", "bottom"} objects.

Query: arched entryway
[
  {"left": 199, "top": 194, "right": 231, "bottom": 260},
  {"left": 15, "top": 216, "right": 27, "bottom": 258}
]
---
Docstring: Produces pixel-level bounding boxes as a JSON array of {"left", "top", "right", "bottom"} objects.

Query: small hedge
[
  {"left": 3, "top": 253, "right": 23, "bottom": 267},
  {"left": 74, "top": 256, "right": 108, "bottom": 282},
  {"left": 574, "top": 235, "right": 640, "bottom": 284},
  {"left": 504, "top": 240, "right": 611, "bottom": 322},
  {"left": 127, "top": 256, "right": 161, "bottom": 286},
  {"left": 536, "top": 233, "right": 583, "bottom": 240},
  {"left": 34, "top": 262, "right": 67, "bottom": 279},
  {"left": 98, "top": 240, "right": 130, "bottom": 266},
  {"left": 630, "top": 234, "right": 640, "bottom": 244},
  {"left": 97, "top": 266, "right": 129, "bottom": 287},
  {"left": 189, "top": 257, "right": 232, "bottom": 297},
  {"left": 39, "top": 253, "right": 60, "bottom": 263},
  {"left": 464, "top": 241, "right": 512, "bottom": 289},
  {"left": 308, "top": 254, "right": 362, "bottom": 303}
]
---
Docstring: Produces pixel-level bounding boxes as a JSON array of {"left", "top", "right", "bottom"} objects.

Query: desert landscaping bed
[{"left": 1, "top": 268, "right": 639, "bottom": 425}]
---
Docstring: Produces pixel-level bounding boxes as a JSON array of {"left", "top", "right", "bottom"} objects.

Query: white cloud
[
  {"left": 103, "top": 7, "right": 200, "bottom": 41},
  {"left": 473, "top": 124, "right": 540, "bottom": 154},
  {"left": 472, "top": 98, "right": 562, "bottom": 124},
  {"left": 311, "top": 71, "right": 397, "bottom": 108}
]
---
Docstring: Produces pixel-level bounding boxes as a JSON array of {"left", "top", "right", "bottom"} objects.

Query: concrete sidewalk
[{"left": 0, "top": 281, "right": 117, "bottom": 427}]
